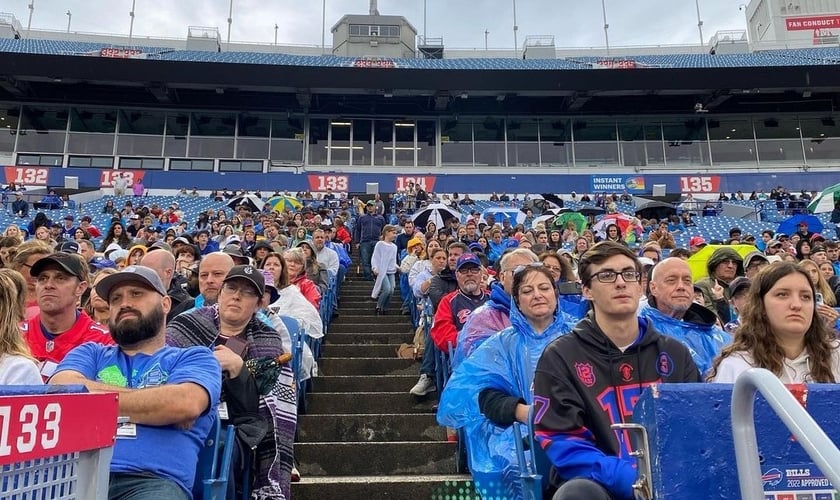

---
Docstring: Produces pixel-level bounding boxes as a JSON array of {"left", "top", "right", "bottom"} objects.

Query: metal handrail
[{"left": 732, "top": 368, "right": 840, "bottom": 500}]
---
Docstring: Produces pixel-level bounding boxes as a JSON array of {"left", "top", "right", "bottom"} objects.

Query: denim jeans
[
  {"left": 377, "top": 273, "right": 395, "bottom": 310},
  {"left": 109, "top": 472, "right": 189, "bottom": 500},
  {"left": 359, "top": 241, "right": 375, "bottom": 280},
  {"left": 420, "top": 326, "right": 437, "bottom": 376}
]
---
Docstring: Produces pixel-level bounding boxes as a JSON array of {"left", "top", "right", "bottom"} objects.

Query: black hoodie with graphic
[{"left": 533, "top": 311, "right": 700, "bottom": 499}]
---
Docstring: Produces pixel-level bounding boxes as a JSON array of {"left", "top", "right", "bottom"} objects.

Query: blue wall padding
[{"left": 633, "top": 383, "right": 840, "bottom": 499}]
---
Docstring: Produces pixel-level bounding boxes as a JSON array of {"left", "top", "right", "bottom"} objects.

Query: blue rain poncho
[
  {"left": 437, "top": 299, "right": 571, "bottom": 499},
  {"left": 639, "top": 301, "right": 731, "bottom": 377}
]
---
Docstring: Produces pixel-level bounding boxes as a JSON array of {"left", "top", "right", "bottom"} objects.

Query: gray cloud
[{"left": 6, "top": 0, "right": 746, "bottom": 49}]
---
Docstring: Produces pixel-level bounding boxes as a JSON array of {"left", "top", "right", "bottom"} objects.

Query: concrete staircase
[{"left": 292, "top": 275, "right": 476, "bottom": 499}]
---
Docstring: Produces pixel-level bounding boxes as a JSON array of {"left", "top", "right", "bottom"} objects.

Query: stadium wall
[{"left": 12, "top": 166, "right": 838, "bottom": 195}]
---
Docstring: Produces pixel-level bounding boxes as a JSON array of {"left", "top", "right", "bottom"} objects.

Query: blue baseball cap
[{"left": 455, "top": 253, "right": 481, "bottom": 271}]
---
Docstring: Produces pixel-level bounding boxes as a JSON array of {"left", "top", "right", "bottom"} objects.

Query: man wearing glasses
[{"left": 532, "top": 241, "right": 699, "bottom": 500}]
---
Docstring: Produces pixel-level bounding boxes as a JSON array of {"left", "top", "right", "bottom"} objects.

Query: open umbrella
[
  {"left": 592, "top": 213, "right": 643, "bottom": 240},
  {"left": 808, "top": 182, "right": 840, "bottom": 214},
  {"left": 553, "top": 212, "right": 587, "bottom": 233},
  {"left": 227, "top": 194, "right": 265, "bottom": 213},
  {"left": 687, "top": 244, "right": 758, "bottom": 281},
  {"left": 777, "top": 214, "right": 824, "bottom": 236},
  {"left": 481, "top": 207, "right": 525, "bottom": 225},
  {"left": 635, "top": 200, "right": 676, "bottom": 221},
  {"left": 577, "top": 205, "right": 605, "bottom": 217},
  {"left": 266, "top": 195, "right": 302, "bottom": 213},
  {"left": 532, "top": 208, "right": 570, "bottom": 228},
  {"left": 412, "top": 203, "right": 461, "bottom": 229}
]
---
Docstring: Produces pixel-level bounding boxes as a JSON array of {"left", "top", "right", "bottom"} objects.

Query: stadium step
[{"left": 293, "top": 275, "right": 474, "bottom": 500}]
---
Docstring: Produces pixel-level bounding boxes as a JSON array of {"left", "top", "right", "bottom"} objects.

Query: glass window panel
[
  {"left": 189, "top": 137, "right": 234, "bottom": 158},
  {"left": 270, "top": 117, "right": 304, "bottom": 162},
  {"left": 190, "top": 112, "right": 236, "bottom": 137},
  {"left": 373, "top": 120, "right": 393, "bottom": 166},
  {"left": 237, "top": 138, "right": 269, "bottom": 159},
  {"left": 68, "top": 156, "right": 91, "bottom": 167},
  {"left": 164, "top": 113, "right": 189, "bottom": 157},
  {"left": 441, "top": 119, "right": 473, "bottom": 166},
  {"left": 17, "top": 154, "right": 62, "bottom": 166},
  {"left": 170, "top": 159, "right": 213, "bottom": 171},
  {"left": 506, "top": 119, "right": 540, "bottom": 167},
  {"left": 120, "top": 158, "right": 142, "bottom": 169},
  {"left": 241, "top": 160, "right": 263, "bottom": 172},
  {"left": 352, "top": 119, "right": 372, "bottom": 167},
  {"left": 70, "top": 108, "right": 117, "bottom": 133},
  {"left": 118, "top": 110, "right": 165, "bottom": 135},
  {"left": 238, "top": 114, "right": 270, "bottom": 137},
  {"left": 708, "top": 118, "right": 756, "bottom": 164},
  {"left": 169, "top": 159, "right": 192, "bottom": 171},
  {"left": 619, "top": 120, "right": 663, "bottom": 166},
  {"left": 754, "top": 117, "right": 803, "bottom": 163},
  {"left": 308, "top": 119, "right": 328, "bottom": 166},
  {"left": 219, "top": 160, "right": 241, "bottom": 172},
  {"left": 0, "top": 104, "right": 20, "bottom": 154},
  {"left": 394, "top": 121, "right": 415, "bottom": 167},
  {"left": 18, "top": 105, "right": 69, "bottom": 153},
  {"left": 539, "top": 119, "right": 571, "bottom": 166},
  {"left": 474, "top": 117, "right": 505, "bottom": 167},
  {"left": 662, "top": 118, "right": 709, "bottom": 166},
  {"left": 118, "top": 134, "right": 163, "bottom": 156},
  {"left": 417, "top": 121, "right": 436, "bottom": 167},
  {"left": 191, "top": 159, "right": 215, "bottom": 171},
  {"left": 329, "top": 120, "right": 351, "bottom": 166},
  {"left": 573, "top": 119, "right": 618, "bottom": 166},
  {"left": 800, "top": 116, "right": 840, "bottom": 164},
  {"left": 67, "top": 133, "right": 115, "bottom": 155},
  {"left": 140, "top": 158, "right": 164, "bottom": 170}
]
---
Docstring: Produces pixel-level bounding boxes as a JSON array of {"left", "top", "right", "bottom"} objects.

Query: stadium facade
[{"left": 2, "top": 3, "right": 840, "bottom": 197}]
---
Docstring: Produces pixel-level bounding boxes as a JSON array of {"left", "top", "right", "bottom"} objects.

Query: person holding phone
[{"left": 167, "top": 265, "right": 296, "bottom": 500}]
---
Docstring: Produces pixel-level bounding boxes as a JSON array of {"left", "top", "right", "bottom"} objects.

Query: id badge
[
  {"left": 116, "top": 421, "right": 137, "bottom": 439},
  {"left": 218, "top": 402, "right": 229, "bottom": 420}
]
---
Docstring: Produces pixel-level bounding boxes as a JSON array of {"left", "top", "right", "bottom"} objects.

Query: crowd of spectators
[{"left": 1, "top": 185, "right": 840, "bottom": 499}]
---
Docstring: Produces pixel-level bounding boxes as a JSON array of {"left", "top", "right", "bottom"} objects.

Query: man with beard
[
  {"left": 50, "top": 265, "right": 221, "bottom": 500},
  {"left": 22, "top": 252, "right": 113, "bottom": 379},
  {"left": 411, "top": 253, "right": 489, "bottom": 396},
  {"left": 639, "top": 257, "right": 731, "bottom": 377}
]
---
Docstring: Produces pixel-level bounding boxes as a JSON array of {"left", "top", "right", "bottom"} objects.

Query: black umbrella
[
  {"left": 635, "top": 201, "right": 676, "bottom": 220},
  {"left": 411, "top": 203, "right": 461, "bottom": 229},
  {"left": 577, "top": 205, "right": 605, "bottom": 217}
]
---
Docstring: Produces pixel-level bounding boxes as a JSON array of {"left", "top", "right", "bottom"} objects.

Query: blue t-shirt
[{"left": 56, "top": 343, "right": 221, "bottom": 495}]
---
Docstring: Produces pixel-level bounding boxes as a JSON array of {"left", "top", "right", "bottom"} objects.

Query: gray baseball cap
[{"left": 95, "top": 265, "right": 167, "bottom": 300}]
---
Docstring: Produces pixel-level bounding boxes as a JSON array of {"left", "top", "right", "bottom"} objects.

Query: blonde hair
[
  {"left": 84, "top": 268, "right": 118, "bottom": 320},
  {"left": 0, "top": 269, "right": 36, "bottom": 362}
]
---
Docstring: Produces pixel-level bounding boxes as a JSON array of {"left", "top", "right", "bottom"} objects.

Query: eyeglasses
[
  {"left": 589, "top": 270, "right": 642, "bottom": 284},
  {"left": 543, "top": 264, "right": 563, "bottom": 273},
  {"left": 222, "top": 282, "right": 259, "bottom": 298},
  {"left": 457, "top": 266, "right": 481, "bottom": 275},
  {"left": 512, "top": 262, "right": 544, "bottom": 276}
]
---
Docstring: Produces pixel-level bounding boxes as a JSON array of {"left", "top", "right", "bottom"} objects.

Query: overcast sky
[{"left": 6, "top": 0, "right": 749, "bottom": 49}]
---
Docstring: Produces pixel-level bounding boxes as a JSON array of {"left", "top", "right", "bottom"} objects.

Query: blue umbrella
[{"left": 777, "top": 214, "right": 824, "bottom": 236}]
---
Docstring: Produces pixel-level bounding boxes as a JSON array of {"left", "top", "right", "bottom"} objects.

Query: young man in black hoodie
[{"left": 533, "top": 241, "right": 700, "bottom": 500}]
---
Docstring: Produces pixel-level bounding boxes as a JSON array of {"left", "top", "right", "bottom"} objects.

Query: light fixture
[
  {"left": 395, "top": 122, "right": 415, "bottom": 127},
  {"left": 331, "top": 121, "right": 351, "bottom": 126}
]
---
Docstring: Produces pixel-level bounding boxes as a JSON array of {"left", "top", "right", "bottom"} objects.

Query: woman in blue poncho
[{"left": 438, "top": 264, "right": 570, "bottom": 500}]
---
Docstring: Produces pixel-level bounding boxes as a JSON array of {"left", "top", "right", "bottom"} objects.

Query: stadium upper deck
[{"left": 3, "top": 22, "right": 840, "bottom": 195}]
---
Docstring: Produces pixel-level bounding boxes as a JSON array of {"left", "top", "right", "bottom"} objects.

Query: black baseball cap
[
  {"left": 223, "top": 265, "right": 264, "bottom": 298},
  {"left": 59, "top": 241, "right": 80, "bottom": 254},
  {"left": 729, "top": 277, "right": 752, "bottom": 297},
  {"left": 31, "top": 253, "right": 87, "bottom": 281}
]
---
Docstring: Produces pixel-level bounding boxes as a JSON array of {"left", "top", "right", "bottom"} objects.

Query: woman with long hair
[
  {"left": 260, "top": 253, "right": 323, "bottom": 354},
  {"left": 99, "top": 221, "right": 131, "bottom": 251},
  {"left": 547, "top": 230, "right": 562, "bottom": 250},
  {"left": 10, "top": 241, "right": 53, "bottom": 321},
  {"left": 4, "top": 224, "right": 23, "bottom": 242},
  {"left": 291, "top": 227, "right": 309, "bottom": 248},
  {"left": 0, "top": 269, "right": 42, "bottom": 384},
  {"left": 539, "top": 251, "right": 576, "bottom": 284},
  {"left": 74, "top": 227, "right": 91, "bottom": 242},
  {"left": 709, "top": 262, "right": 840, "bottom": 383},
  {"left": 795, "top": 239, "right": 812, "bottom": 261}
]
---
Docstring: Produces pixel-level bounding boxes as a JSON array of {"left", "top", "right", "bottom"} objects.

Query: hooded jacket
[
  {"left": 532, "top": 311, "right": 700, "bottom": 500},
  {"left": 453, "top": 282, "right": 512, "bottom": 368},
  {"left": 639, "top": 297, "right": 732, "bottom": 377},
  {"left": 695, "top": 246, "right": 744, "bottom": 324},
  {"left": 437, "top": 298, "right": 571, "bottom": 500}
]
